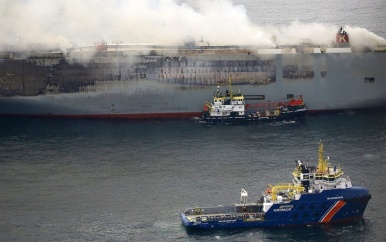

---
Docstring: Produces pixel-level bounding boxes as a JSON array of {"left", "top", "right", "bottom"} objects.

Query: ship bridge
[{"left": 292, "top": 141, "right": 352, "bottom": 193}]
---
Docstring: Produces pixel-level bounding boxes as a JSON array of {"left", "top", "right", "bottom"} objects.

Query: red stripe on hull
[
  {"left": 0, "top": 112, "right": 203, "bottom": 120},
  {"left": 321, "top": 200, "right": 346, "bottom": 223},
  {"left": 1, "top": 108, "right": 384, "bottom": 120},
  {"left": 308, "top": 107, "right": 386, "bottom": 114}
]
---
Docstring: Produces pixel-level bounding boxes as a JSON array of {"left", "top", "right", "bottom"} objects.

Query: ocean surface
[
  {"left": 1, "top": 0, "right": 386, "bottom": 241},
  {"left": 238, "top": 0, "right": 386, "bottom": 39},
  {"left": 0, "top": 110, "right": 385, "bottom": 241}
]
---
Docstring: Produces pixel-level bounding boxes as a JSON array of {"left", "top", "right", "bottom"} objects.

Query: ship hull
[
  {"left": 1, "top": 47, "right": 385, "bottom": 119},
  {"left": 202, "top": 108, "right": 308, "bottom": 124},
  {"left": 181, "top": 187, "right": 371, "bottom": 229}
]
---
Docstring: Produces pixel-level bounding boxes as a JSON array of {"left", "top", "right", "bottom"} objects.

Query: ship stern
[{"left": 180, "top": 212, "right": 194, "bottom": 228}]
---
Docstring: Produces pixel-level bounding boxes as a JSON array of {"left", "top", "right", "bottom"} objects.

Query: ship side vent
[{"left": 364, "top": 77, "right": 375, "bottom": 83}]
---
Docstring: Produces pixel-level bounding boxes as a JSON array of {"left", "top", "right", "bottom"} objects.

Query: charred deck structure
[{"left": 0, "top": 29, "right": 385, "bottom": 119}]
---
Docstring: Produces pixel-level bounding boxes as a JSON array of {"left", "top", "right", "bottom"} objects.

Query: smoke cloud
[{"left": 0, "top": 0, "right": 385, "bottom": 51}]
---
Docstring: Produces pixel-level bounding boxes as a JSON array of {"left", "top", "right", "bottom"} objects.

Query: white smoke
[
  {"left": 0, "top": 0, "right": 385, "bottom": 51},
  {"left": 345, "top": 25, "right": 386, "bottom": 50},
  {"left": 274, "top": 21, "right": 338, "bottom": 46}
]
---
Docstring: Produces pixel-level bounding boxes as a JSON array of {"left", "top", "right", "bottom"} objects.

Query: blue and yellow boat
[{"left": 180, "top": 141, "right": 371, "bottom": 229}]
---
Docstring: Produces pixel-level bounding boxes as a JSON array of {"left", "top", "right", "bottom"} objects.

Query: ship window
[
  {"left": 364, "top": 77, "right": 375, "bottom": 83},
  {"left": 287, "top": 94, "right": 294, "bottom": 99}
]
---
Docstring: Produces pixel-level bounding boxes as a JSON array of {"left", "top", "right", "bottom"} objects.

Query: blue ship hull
[{"left": 181, "top": 187, "right": 371, "bottom": 229}]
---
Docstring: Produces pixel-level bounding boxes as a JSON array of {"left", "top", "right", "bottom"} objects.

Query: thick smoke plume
[{"left": 1, "top": 0, "right": 385, "bottom": 51}]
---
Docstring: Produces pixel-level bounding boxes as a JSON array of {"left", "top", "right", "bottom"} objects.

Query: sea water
[{"left": 0, "top": 110, "right": 385, "bottom": 241}]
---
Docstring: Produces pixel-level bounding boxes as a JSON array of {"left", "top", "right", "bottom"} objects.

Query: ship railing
[
  {"left": 314, "top": 176, "right": 350, "bottom": 185},
  {"left": 189, "top": 212, "right": 265, "bottom": 223},
  {"left": 314, "top": 171, "right": 344, "bottom": 181},
  {"left": 245, "top": 102, "right": 288, "bottom": 110},
  {"left": 292, "top": 169, "right": 301, "bottom": 176}
]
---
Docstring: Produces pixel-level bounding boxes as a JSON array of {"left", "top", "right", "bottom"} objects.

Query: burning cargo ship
[{"left": 0, "top": 29, "right": 385, "bottom": 119}]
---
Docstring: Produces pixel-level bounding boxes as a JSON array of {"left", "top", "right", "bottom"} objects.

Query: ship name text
[
  {"left": 273, "top": 205, "right": 293, "bottom": 212},
  {"left": 327, "top": 196, "right": 343, "bottom": 200}
]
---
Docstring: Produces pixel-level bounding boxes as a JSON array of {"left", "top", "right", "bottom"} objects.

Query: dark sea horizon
[{"left": 0, "top": 109, "right": 385, "bottom": 241}]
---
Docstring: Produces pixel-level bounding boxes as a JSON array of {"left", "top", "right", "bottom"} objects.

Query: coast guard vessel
[
  {"left": 180, "top": 141, "right": 371, "bottom": 228},
  {"left": 201, "top": 74, "right": 307, "bottom": 123}
]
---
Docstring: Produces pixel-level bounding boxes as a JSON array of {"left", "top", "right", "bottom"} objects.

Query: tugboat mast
[
  {"left": 317, "top": 140, "right": 328, "bottom": 173},
  {"left": 227, "top": 73, "right": 233, "bottom": 97}
]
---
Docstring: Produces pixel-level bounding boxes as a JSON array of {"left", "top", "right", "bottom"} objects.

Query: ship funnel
[
  {"left": 336, "top": 27, "right": 349, "bottom": 46},
  {"left": 94, "top": 39, "right": 107, "bottom": 51}
]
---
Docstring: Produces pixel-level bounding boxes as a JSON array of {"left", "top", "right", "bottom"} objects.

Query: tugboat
[
  {"left": 201, "top": 74, "right": 307, "bottom": 124},
  {"left": 180, "top": 141, "right": 371, "bottom": 229}
]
